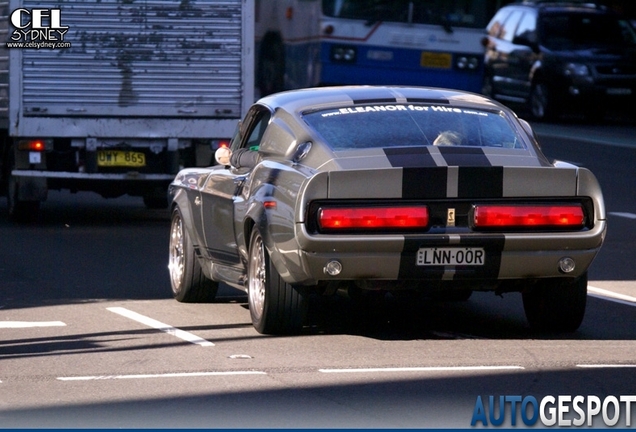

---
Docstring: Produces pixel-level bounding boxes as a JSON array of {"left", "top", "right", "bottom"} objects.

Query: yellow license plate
[
  {"left": 420, "top": 52, "right": 452, "bottom": 69},
  {"left": 97, "top": 150, "right": 146, "bottom": 167}
]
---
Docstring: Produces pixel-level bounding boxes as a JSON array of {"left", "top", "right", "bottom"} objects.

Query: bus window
[{"left": 322, "top": 0, "right": 492, "bottom": 28}]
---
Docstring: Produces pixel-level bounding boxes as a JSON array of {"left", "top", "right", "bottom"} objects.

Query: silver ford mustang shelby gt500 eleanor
[{"left": 168, "top": 86, "right": 606, "bottom": 335}]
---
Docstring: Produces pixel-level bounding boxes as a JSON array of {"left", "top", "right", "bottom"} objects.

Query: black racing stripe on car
[
  {"left": 384, "top": 147, "right": 437, "bottom": 168},
  {"left": 458, "top": 234, "right": 505, "bottom": 280},
  {"left": 398, "top": 236, "right": 448, "bottom": 280},
  {"left": 406, "top": 98, "right": 450, "bottom": 104},
  {"left": 402, "top": 167, "right": 448, "bottom": 199},
  {"left": 397, "top": 235, "right": 505, "bottom": 280},
  {"left": 438, "top": 146, "right": 492, "bottom": 166},
  {"left": 352, "top": 97, "right": 398, "bottom": 104},
  {"left": 458, "top": 167, "right": 504, "bottom": 198}
]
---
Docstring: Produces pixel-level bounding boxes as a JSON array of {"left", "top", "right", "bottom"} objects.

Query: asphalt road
[{"left": 0, "top": 121, "right": 635, "bottom": 428}]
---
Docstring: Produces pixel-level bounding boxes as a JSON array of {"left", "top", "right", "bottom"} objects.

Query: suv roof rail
[{"left": 518, "top": 0, "right": 606, "bottom": 10}]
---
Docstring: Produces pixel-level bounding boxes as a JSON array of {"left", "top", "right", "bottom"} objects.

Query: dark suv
[{"left": 483, "top": 1, "right": 636, "bottom": 120}]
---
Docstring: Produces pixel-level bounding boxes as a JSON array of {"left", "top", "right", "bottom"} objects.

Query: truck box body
[{"left": 1, "top": 0, "right": 254, "bottom": 219}]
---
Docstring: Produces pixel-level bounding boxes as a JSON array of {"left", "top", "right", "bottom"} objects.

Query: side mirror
[
  {"left": 215, "top": 147, "right": 232, "bottom": 165},
  {"left": 512, "top": 33, "right": 538, "bottom": 51}
]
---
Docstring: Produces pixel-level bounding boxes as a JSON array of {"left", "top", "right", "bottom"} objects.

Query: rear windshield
[{"left": 302, "top": 104, "right": 523, "bottom": 151}]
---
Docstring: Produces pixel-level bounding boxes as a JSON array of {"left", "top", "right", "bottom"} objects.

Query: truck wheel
[
  {"left": 522, "top": 273, "right": 588, "bottom": 333},
  {"left": 6, "top": 151, "right": 40, "bottom": 223},
  {"left": 247, "top": 228, "right": 307, "bottom": 334},
  {"left": 169, "top": 206, "right": 218, "bottom": 303}
]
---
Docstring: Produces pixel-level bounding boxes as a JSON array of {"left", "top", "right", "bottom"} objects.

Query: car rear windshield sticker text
[{"left": 319, "top": 105, "right": 489, "bottom": 117}]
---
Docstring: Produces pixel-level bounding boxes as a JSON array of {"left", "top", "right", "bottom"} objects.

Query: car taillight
[
  {"left": 318, "top": 206, "right": 429, "bottom": 230},
  {"left": 473, "top": 205, "right": 585, "bottom": 228}
]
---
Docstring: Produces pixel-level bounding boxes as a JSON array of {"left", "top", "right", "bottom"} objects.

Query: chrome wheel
[
  {"left": 168, "top": 206, "right": 218, "bottom": 303},
  {"left": 247, "top": 228, "right": 308, "bottom": 334},
  {"left": 248, "top": 231, "right": 267, "bottom": 324},
  {"left": 169, "top": 211, "right": 185, "bottom": 296}
]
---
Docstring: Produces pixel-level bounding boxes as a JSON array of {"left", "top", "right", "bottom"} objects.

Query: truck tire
[
  {"left": 6, "top": 149, "right": 40, "bottom": 223},
  {"left": 247, "top": 228, "right": 307, "bottom": 334},
  {"left": 522, "top": 273, "right": 588, "bottom": 333},
  {"left": 169, "top": 206, "right": 218, "bottom": 303}
]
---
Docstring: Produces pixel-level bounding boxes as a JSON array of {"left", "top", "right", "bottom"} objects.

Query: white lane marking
[
  {"left": 609, "top": 212, "right": 636, "bottom": 220},
  {"left": 0, "top": 321, "right": 66, "bottom": 328},
  {"left": 588, "top": 286, "right": 636, "bottom": 307},
  {"left": 577, "top": 364, "right": 636, "bottom": 369},
  {"left": 319, "top": 366, "right": 524, "bottom": 374},
  {"left": 57, "top": 371, "right": 266, "bottom": 381},
  {"left": 107, "top": 307, "right": 214, "bottom": 347}
]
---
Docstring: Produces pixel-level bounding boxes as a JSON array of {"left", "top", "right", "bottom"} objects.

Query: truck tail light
[
  {"left": 473, "top": 204, "right": 585, "bottom": 228},
  {"left": 318, "top": 206, "right": 429, "bottom": 230},
  {"left": 211, "top": 138, "right": 231, "bottom": 150},
  {"left": 18, "top": 139, "right": 46, "bottom": 151}
]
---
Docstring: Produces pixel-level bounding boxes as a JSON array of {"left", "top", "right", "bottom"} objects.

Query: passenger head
[{"left": 433, "top": 130, "right": 463, "bottom": 146}]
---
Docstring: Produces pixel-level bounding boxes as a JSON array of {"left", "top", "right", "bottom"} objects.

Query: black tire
[
  {"left": 522, "top": 273, "right": 588, "bottom": 333},
  {"left": 257, "top": 33, "right": 285, "bottom": 97},
  {"left": 6, "top": 149, "right": 40, "bottom": 223},
  {"left": 169, "top": 207, "right": 218, "bottom": 303},
  {"left": 247, "top": 228, "right": 307, "bottom": 335},
  {"left": 529, "top": 82, "right": 558, "bottom": 121}
]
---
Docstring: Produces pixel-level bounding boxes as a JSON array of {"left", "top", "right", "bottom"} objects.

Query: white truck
[{"left": 0, "top": 0, "right": 254, "bottom": 221}]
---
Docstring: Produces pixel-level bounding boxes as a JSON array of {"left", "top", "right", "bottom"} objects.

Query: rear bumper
[{"left": 279, "top": 221, "right": 606, "bottom": 286}]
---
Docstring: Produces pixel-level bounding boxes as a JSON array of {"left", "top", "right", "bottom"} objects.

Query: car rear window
[{"left": 302, "top": 104, "right": 524, "bottom": 151}]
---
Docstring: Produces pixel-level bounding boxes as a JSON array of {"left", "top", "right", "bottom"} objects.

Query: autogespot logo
[
  {"left": 7, "top": 8, "right": 71, "bottom": 49},
  {"left": 471, "top": 395, "right": 636, "bottom": 427}
]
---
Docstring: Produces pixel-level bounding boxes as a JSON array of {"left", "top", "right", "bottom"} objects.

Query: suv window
[
  {"left": 500, "top": 10, "right": 523, "bottom": 42},
  {"left": 540, "top": 12, "right": 636, "bottom": 49},
  {"left": 514, "top": 12, "right": 537, "bottom": 44},
  {"left": 487, "top": 9, "right": 510, "bottom": 37}
]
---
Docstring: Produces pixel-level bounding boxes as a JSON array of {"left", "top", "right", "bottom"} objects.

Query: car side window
[
  {"left": 487, "top": 9, "right": 510, "bottom": 38},
  {"left": 514, "top": 12, "right": 537, "bottom": 45},
  {"left": 231, "top": 107, "right": 271, "bottom": 152},
  {"left": 245, "top": 111, "right": 271, "bottom": 150},
  {"left": 500, "top": 10, "right": 523, "bottom": 42}
]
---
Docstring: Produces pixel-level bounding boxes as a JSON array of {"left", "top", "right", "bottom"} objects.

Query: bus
[{"left": 254, "top": 0, "right": 503, "bottom": 97}]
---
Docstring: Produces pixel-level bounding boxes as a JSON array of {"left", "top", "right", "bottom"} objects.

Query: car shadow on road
[{"left": 303, "top": 290, "right": 636, "bottom": 341}]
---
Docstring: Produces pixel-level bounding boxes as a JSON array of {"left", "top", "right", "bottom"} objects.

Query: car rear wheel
[
  {"left": 247, "top": 229, "right": 307, "bottom": 334},
  {"left": 169, "top": 207, "right": 218, "bottom": 303},
  {"left": 522, "top": 272, "right": 588, "bottom": 333}
]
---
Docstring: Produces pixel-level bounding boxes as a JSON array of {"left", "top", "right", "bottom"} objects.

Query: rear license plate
[
  {"left": 420, "top": 52, "right": 452, "bottom": 69},
  {"left": 97, "top": 150, "right": 146, "bottom": 167},
  {"left": 417, "top": 247, "right": 485, "bottom": 266}
]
